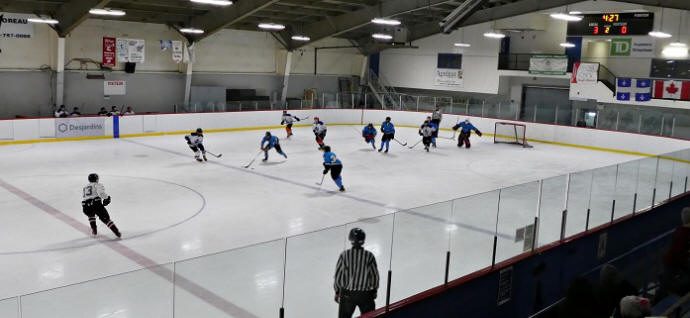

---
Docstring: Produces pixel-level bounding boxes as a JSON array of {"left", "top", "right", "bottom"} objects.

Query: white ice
[{"left": 0, "top": 125, "right": 674, "bottom": 318}]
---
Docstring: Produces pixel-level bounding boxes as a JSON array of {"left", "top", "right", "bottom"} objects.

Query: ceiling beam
[
  {"left": 290, "top": 0, "right": 454, "bottom": 49},
  {"left": 187, "top": 0, "right": 280, "bottom": 42},
  {"left": 54, "top": 0, "right": 111, "bottom": 36},
  {"left": 407, "top": 0, "right": 581, "bottom": 42}
]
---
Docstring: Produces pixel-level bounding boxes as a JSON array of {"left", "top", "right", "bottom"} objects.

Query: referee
[{"left": 334, "top": 228, "right": 380, "bottom": 318}]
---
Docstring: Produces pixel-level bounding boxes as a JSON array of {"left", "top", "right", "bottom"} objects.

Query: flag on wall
[
  {"left": 616, "top": 78, "right": 652, "bottom": 102},
  {"left": 653, "top": 80, "right": 690, "bottom": 100}
]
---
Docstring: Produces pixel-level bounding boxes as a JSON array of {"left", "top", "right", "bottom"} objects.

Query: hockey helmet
[
  {"left": 313, "top": 116, "right": 319, "bottom": 121},
  {"left": 323, "top": 145, "right": 331, "bottom": 152},
  {"left": 349, "top": 228, "right": 366, "bottom": 246},
  {"left": 88, "top": 173, "right": 99, "bottom": 183},
  {"left": 464, "top": 118, "right": 470, "bottom": 123},
  {"left": 385, "top": 116, "right": 391, "bottom": 121},
  {"left": 265, "top": 131, "right": 272, "bottom": 136},
  {"left": 196, "top": 128, "right": 203, "bottom": 134}
]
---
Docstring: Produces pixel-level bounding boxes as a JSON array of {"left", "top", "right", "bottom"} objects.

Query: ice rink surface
[{"left": 0, "top": 125, "right": 650, "bottom": 317}]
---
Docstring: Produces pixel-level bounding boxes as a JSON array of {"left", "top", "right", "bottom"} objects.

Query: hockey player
[
  {"left": 424, "top": 116, "right": 439, "bottom": 147},
  {"left": 322, "top": 145, "right": 345, "bottom": 192},
  {"left": 431, "top": 107, "right": 443, "bottom": 127},
  {"left": 419, "top": 120, "right": 435, "bottom": 152},
  {"left": 261, "top": 131, "right": 288, "bottom": 161},
  {"left": 452, "top": 119, "right": 482, "bottom": 148},
  {"left": 313, "top": 117, "right": 327, "bottom": 150},
  {"left": 362, "top": 123, "right": 377, "bottom": 149},
  {"left": 82, "top": 173, "right": 121, "bottom": 238},
  {"left": 379, "top": 117, "right": 395, "bottom": 153},
  {"left": 280, "top": 110, "right": 300, "bottom": 138},
  {"left": 185, "top": 128, "right": 207, "bottom": 162}
]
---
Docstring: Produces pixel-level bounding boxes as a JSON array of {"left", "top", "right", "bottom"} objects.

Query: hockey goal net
[{"left": 494, "top": 122, "right": 531, "bottom": 148}]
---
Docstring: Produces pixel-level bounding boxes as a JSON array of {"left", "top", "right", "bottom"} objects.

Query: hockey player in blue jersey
[
  {"left": 362, "top": 123, "right": 377, "bottom": 149},
  {"left": 424, "top": 116, "right": 439, "bottom": 147},
  {"left": 379, "top": 117, "right": 395, "bottom": 153},
  {"left": 452, "top": 119, "right": 482, "bottom": 148},
  {"left": 322, "top": 145, "right": 345, "bottom": 192},
  {"left": 261, "top": 131, "right": 287, "bottom": 161}
]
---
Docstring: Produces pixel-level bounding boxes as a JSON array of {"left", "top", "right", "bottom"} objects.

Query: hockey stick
[
  {"left": 408, "top": 139, "right": 423, "bottom": 149},
  {"left": 300, "top": 116, "right": 311, "bottom": 121},
  {"left": 316, "top": 173, "right": 326, "bottom": 186},
  {"left": 206, "top": 151, "right": 222, "bottom": 158},
  {"left": 243, "top": 150, "right": 263, "bottom": 168},
  {"left": 393, "top": 138, "right": 408, "bottom": 146}
]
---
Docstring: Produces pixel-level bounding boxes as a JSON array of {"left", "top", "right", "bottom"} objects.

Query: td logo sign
[{"left": 610, "top": 38, "right": 632, "bottom": 56}]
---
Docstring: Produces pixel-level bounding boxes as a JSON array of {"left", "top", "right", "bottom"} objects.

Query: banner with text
[
  {"left": 0, "top": 13, "right": 34, "bottom": 39},
  {"left": 102, "top": 37, "right": 116, "bottom": 68},
  {"left": 435, "top": 53, "right": 463, "bottom": 87},
  {"left": 571, "top": 62, "right": 599, "bottom": 84},
  {"left": 609, "top": 37, "right": 655, "bottom": 58},
  {"left": 529, "top": 55, "right": 568, "bottom": 75},
  {"left": 55, "top": 117, "right": 106, "bottom": 138},
  {"left": 116, "top": 38, "right": 145, "bottom": 63},
  {"left": 104, "top": 80, "right": 126, "bottom": 95}
]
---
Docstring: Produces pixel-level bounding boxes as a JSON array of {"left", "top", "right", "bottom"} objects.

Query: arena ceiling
[{"left": 1, "top": 0, "right": 689, "bottom": 53}]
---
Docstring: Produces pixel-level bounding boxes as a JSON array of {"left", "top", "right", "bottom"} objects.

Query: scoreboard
[{"left": 566, "top": 12, "right": 654, "bottom": 36}]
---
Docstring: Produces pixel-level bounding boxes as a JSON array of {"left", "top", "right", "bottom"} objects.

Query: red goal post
[{"left": 494, "top": 122, "right": 531, "bottom": 148}]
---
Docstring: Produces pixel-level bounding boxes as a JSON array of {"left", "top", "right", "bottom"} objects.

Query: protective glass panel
[
  {"left": 670, "top": 150, "right": 690, "bottom": 197},
  {"left": 497, "top": 102, "right": 519, "bottom": 120},
  {"left": 21, "top": 264, "right": 174, "bottom": 318},
  {"left": 418, "top": 96, "right": 435, "bottom": 112},
  {"left": 538, "top": 175, "right": 568, "bottom": 247},
  {"left": 588, "top": 165, "right": 618, "bottom": 229},
  {"left": 0, "top": 297, "right": 18, "bottom": 318},
  {"left": 655, "top": 154, "right": 675, "bottom": 204},
  {"left": 636, "top": 157, "right": 658, "bottom": 212},
  {"left": 468, "top": 103, "right": 483, "bottom": 117},
  {"left": 390, "top": 201, "right": 452, "bottom": 303},
  {"left": 174, "top": 239, "right": 285, "bottom": 318},
  {"left": 448, "top": 191, "right": 499, "bottom": 280},
  {"left": 495, "top": 181, "right": 540, "bottom": 264},
  {"left": 565, "top": 170, "right": 594, "bottom": 237},
  {"left": 614, "top": 160, "right": 639, "bottom": 219}
]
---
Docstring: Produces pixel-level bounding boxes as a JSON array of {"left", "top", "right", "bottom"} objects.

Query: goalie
[{"left": 452, "top": 119, "right": 482, "bottom": 149}]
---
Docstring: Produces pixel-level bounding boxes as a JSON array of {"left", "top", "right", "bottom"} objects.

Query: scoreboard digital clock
[{"left": 567, "top": 12, "right": 654, "bottom": 36}]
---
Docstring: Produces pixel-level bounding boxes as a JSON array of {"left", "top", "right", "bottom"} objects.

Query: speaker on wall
[{"left": 124, "top": 62, "right": 136, "bottom": 73}]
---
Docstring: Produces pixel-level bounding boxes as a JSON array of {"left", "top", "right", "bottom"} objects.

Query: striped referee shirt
[{"left": 334, "top": 247, "right": 380, "bottom": 292}]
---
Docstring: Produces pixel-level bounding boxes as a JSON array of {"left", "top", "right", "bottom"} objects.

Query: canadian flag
[{"left": 653, "top": 80, "right": 690, "bottom": 100}]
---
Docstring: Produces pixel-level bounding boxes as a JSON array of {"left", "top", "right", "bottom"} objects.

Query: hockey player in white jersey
[
  {"left": 82, "top": 173, "right": 121, "bottom": 238},
  {"left": 185, "top": 128, "right": 207, "bottom": 162},
  {"left": 280, "top": 110, "right": 300, "bottom": 138},
  {"left": 313, "top": 117, "right": 327, "bottom": 150}
]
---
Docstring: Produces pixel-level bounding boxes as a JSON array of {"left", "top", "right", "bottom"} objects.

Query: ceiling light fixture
[
  {"left": 291, "top": 35, "right": 311, "bottom": 41},
  {"left": 28, "top": 18, "right": 59, "bottom": 24},
  {"left": 568, "top": 11, "right": 583, "bottom": 15},
  {"left": 550, "top": 13, "right": 583, "bottom": 22},
  {"left": 89, "top": 8, "right": 126, "bottom": 16},
  {"left": 258, "top": 23, "right": 285, "bottom": 30},
  {"left": 454, "top": 43, "right": 471, "bottom": 47},
  {"left": 372, "top": 33, "right": 393, "bottom": 40},
  {"left": 560, "top": 42, "right": 576, "bottom": 48},
  {"left": 649, "top": 31, "right": 672, "bottom": 38},
  {"left": 180, "top": 28, "right": 204, "bottom": 34},
  {"left": 371, "top": 18, "right": 401, "bottom": 26},
  {"left": 190, "top": 0, "right": 233, "bottom": 6},
  {"left": 483, "top": 31, "right": 505, "bottom": 39}
]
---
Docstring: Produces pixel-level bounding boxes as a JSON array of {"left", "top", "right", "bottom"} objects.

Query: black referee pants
[{"left": 339, "top": 290, "right": 376, "bottom": 318}]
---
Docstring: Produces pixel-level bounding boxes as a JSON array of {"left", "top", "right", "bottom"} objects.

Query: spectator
[
  {"left": 334, "top": 228, "right": 379, "bottom": 318},
  {"left": 54, "top": 105, "right": 68, "bottom": 118},
  {"left": 123, "top": 106, "right": 135, "bottom": 115},
  {"left": 557, "top": 277, "right": 599, "bottom": 318},
  {"left": 97, "top": 107, "right": 109, "bottom": 116},
  {"left": 615, "top": 296, "right": 651, "bottom": 318},
  {"left": 108, "top": 106, "right": 120, "bottom": 116},
  {"left": 596, "top": 264, "right": 637, "bottom": 316},
  {"left": 70, "top": 107, "right": 81, "bottom": 117},
  {"left": 662, "top": 207, "right": 690, "bottom": 294}
]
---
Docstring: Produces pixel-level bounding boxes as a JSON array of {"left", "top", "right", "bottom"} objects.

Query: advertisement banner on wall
[
  {"left": 104, "top": 80, "right": 126, "bottom": 95},
  {"left": 102, "top": 37, "right": 117, "bottom": 68},
  {"left": 529, "top": 55, "right": 568, "bottom": 75},
  {"left": 55, "top": 117, "right": 106, "bottom": 138},
  {"left": 172, "top": 41, "right": 183, "bottom": 63},
  {"left": 610, "top": 37, "right": 655, "bottom": 58},
  {"left": 434, "top": 68, "right": 463, "bottom": 87},
  {"left": 116, "top": 38, "right": 145, "bottom": 63},
  {"left": 0, "top": 13, "right": 34, "bottom": 39},
  {"left": 571, "top": 62, "right": 599, "bottom": 84}
]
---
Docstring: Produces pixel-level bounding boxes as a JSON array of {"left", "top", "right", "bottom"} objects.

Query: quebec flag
[{"left": 616, "top": 78, "right": 652, "bottom": 102}]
